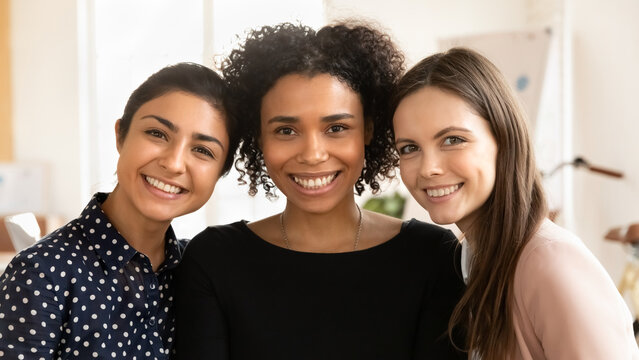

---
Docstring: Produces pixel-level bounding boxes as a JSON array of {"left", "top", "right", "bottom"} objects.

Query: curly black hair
[{"left": 222, "top": 21, "right": 404, "bottom": 197}]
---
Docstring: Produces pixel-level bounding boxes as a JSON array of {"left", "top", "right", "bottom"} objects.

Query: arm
[
  {"left": 0, "top": 254, "right": 64, "bottom": 359},
  {"left": 413, "top": 231, "right": 467, "bottom": 360},
  {"left": 174, "top": 238, "right": 229, "bottom": 360},
  {"left": 519, "top": 238, "right": 639, "bottom": 359}
]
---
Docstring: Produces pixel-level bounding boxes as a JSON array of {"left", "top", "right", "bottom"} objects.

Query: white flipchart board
[{"left": 439, "top": 28, "right": 553, "bottom": 131}]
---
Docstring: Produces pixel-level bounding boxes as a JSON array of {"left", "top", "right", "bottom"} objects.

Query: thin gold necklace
[{"left": 279, "top": 205, "right": 363, "bottom": 251}]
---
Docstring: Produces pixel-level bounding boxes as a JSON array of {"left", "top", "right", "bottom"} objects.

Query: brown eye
[
  {"left": 327, "top": 124, "right": 346, "bottom": 133},
  {"left": 276, "top": 127, "right": 296, "bottom": 136},
  {"left": 194, "top": 146, "right": 215, "bottom": 159},
  {"left": 145, "top": 129, "right": 167, "bottom": 140}
]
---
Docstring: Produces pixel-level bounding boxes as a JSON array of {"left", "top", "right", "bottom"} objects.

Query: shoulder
[
  {"left": 514, "top": 218, "right": 622, "bottom": 311},
  {"left": 399, "top": 218, "right": 458, "bottom": 246},
  {"left": 1, "top": 218, "right": 84, "bottom": 293},
  {"left": 183, "top": 221, "right": 251, "bottom": 257},
  {"left": 395, "top": 219, "right": 461, "bottom": 272},
  {"left": 516, "top": 219, "right": 602, "bottom": 281},
  {"left": 8, "top": 219, "right": 84, "bottom": 267},
  {"left": 513, "top": 223, "right": 637, "bottom": 358}
]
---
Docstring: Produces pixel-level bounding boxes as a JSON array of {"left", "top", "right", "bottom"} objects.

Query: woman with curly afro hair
[{"left": 175, "top": 22, "right": 466, "bottom": 360}]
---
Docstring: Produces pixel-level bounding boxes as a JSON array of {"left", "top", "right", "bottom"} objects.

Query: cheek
[
  {"left": 262, "top": 146, "right": 287, "bottom": 172},
  {"left": 115, "top": 146, "right": 141, "bottom": 176},
  {"left": 194, "top": 166, "right": 222, "bottom": 196},
  {"left": 340, "top": 138, "right": 366, "bottom": 162},
  {"left": 473, "top": 153, "right": 497, "bottom": 197},
  {"left": 399, "top": 160, "right": 418, "bottom": 185}
]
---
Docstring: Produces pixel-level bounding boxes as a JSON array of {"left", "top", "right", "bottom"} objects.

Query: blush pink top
[{"left": 511, "top": 219, "right": 639, "bottom": 359}]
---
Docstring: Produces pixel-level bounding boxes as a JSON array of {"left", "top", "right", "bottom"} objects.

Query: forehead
[
  {"left": 396, "top": 87, "right": 476, "bottom": 122},
  {"left": 260, "top": 73, "right": 362, "bottom": 117},
  {"left": 138, "top": 91, "right": 226, "bottom": 132},
  {"left": 135, "top": 91, "right": 211, "bottom": 115},
  {"left": 394, "top": 86, "right": 495, "bottom": 141}
]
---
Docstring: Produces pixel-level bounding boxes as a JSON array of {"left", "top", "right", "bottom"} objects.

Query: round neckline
[{"left": 237, "top": 218, "right": 416, "bottom": 256}]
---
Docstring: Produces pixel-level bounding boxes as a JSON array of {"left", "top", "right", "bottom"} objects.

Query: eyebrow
[
  {"left": 394, "top": 137, "right": 414, "bottom": 145},
  {"left": 266, "top": 113, "right": 355, "bottom": 125},
  {"left": 395, "top": 126, "right": 472, "bottom": 145},
  {"left": 433, "top": 126, "right": 472, "bottom": 139},
  {"left": 142, "top": 115, "right": 225, "bottom": 151},
  {"left": 143, "top": 115, "right": 177, "bottom": 132},
  {"left": 321, "top": 113, "right": 355, "bottom": 122}
]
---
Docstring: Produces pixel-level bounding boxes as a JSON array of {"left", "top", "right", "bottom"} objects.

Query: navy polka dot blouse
[{"left": 0, "top": 193, "right": 184, "bottom": 359}]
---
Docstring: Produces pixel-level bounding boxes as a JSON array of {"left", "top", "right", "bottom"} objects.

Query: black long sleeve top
[{"left": 175, "top": 218, "right": 465, "bottom": 360}]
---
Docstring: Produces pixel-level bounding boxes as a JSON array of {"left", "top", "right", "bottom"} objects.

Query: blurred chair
[
  {"left": 4, "top": 212, "right": 41, "bottom": 252},
  {"left": 605, "top": 223, "right": 639, "bottom": 336}
]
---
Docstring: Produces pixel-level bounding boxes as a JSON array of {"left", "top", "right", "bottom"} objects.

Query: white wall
[
  {"left": 569, "top": 0, "right": 639, "bottom": 281},
  {"left": 11, "top": 0, "right": 86, "bottom": 221},
  {"left": 325, "top": 0, "right": 530, "bottom": 66}
]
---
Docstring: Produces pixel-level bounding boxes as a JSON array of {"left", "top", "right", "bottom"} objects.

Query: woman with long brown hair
[{"left": 392, "top": 47, "right": 638, "bottom": 359}]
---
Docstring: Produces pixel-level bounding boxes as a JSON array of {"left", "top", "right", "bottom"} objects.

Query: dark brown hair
[
  {"left": 119, "top": 62, "right": 239, "bottom": 175},
  {"left": 392, "top": 48, "right": 547, "bottom": 358},
  {"left": 222, "top": 22, "right": 404, "bottom": 197}
]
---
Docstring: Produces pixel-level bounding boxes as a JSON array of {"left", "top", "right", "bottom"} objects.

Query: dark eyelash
[
  {"left": 398, "top": 144, "right": 418, "bottom": 154},
  {"left": 145, "top": 129, "right": 166, "bottom": 139},
  {"left": 327, "top": 124, "right": 349, "bottom": 133},
  {"left": 275, "top": 127, "right": 295, "bottom": 135},
  {"left": 445, "top": 136, "right": 466, "bottom": 145},
  {"left": 195, "top": 146, "right": 215, "bottom": 159}
]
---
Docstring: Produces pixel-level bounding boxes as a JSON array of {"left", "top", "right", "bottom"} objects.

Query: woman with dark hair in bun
[
  {"left": 176, "top": 22, "right": 465, "bottom": 360},
  {"left": 0, "top": 62, "right": 239, "bottom": 359}
]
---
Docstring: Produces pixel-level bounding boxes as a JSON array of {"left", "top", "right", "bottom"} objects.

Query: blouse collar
[
  {"left": 80, "top": 192, "right": 181, "bottom": 273},
  {"left": 461, "top": 237, "right": 471, "bottom": 285}
]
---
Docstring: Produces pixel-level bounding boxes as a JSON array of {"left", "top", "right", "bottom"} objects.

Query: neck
[
  {"left": 101, "top": 187, "right": 169, "bottom": 272},
  {"left": 281, "top": 198, "right": 362, "bottom": 252}
]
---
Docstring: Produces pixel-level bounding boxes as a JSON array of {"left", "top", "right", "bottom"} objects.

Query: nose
[
  {"left": 158, "top": 143, "right": 187, "bottom": 174},
  {"left": 296, "top": 132, "right": 329, "bottom": 165},
  {"left": 419, "top": 151, "right": 443, "bottom": 178}
]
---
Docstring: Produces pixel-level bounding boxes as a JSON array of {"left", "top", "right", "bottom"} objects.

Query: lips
[
  {"left": 144, "top": 175, "right": 185, "bottom": 194},
  {"left": 292, "top": 172, "right": 338, "bottom": 190},
  {"left": 426, "top": 184, "right": 461, "bottom": 197}
]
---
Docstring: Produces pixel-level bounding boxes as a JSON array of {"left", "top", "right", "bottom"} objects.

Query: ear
[
  {"left": 114, "top": 119, "right": 123, "bottom": 153},
  {"left": 364, "top": 118, "right": 374, "bottom": 145}
]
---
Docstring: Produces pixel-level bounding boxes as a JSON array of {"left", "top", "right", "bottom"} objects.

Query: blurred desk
[{"left": 0, "top": 251, "right": 16, "bottom": 275}]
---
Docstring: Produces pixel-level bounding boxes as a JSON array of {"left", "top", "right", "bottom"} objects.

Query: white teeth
[
  {"left": 427, "top": 184, "right": 460, "bottom": 197},
  {"left": 293, "top": 174, "right": 337, "bottom": 190},
  {"left": 145, "top": 176, "right": 182, "bottom": 194}
]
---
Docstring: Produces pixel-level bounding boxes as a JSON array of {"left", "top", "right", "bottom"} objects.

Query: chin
[
  {"left": 140, "top": 206, "right": 183, "bottom": 224},
  {"left": 427, "top": 213, "right": 459, "bottom": 226}
]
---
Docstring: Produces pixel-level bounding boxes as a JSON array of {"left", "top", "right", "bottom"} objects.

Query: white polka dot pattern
[{"left": 0, "top": 193, "right": 184, "bottom": 359}]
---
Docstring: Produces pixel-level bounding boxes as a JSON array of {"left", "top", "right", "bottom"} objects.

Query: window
[{"left": 87, "top": 0, "right": 324, "bottom": 238}]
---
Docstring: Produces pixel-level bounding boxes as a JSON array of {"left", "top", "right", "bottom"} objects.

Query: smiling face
[
  {"left": 393, "top": 86, "right": 498, "bottom": 232},
  {"left": 260, "top": 73, "right": 368, "bottom": 214},
  {"left": 114, "top": 90, "right": 228, "bottom": 224}
]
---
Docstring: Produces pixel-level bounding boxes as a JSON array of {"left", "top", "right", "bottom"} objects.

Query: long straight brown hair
[{"left": 392, "top": 48, "right": 547, "bottom": 358}]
